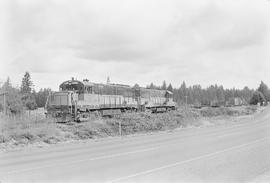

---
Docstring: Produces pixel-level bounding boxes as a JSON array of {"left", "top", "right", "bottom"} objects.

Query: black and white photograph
[{"left": 1, "top": 0, "right": 270, "bottom": 182}]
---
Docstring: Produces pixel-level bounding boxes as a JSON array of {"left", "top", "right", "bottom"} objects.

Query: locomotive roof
[
  {"left": 83, "top": 81, "right": 131, "bottom": 88},
  {"left": 82, "top": 81, "right": 96, "bottom": 86},
  {"left": 60, "top": 80, "right": 84, "bottom": 88},
  {"left": 60, "top": 79, "right": 172, "bottom": 94}
]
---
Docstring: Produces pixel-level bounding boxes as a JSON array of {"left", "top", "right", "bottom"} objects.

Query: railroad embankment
[{"left": 0, "top": 105, "right": 260, "bottom": 150}]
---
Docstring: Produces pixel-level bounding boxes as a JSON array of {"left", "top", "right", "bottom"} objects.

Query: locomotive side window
[
  {"left": 93, "top": 85, "right": 99, "bottom": 94},
  {"left": 86, "top": 86, "right": 93, "bottom": 93}
]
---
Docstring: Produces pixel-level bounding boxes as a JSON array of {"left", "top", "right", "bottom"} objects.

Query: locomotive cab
[
  {"left": 59, "top": 79, "right": 84, "bottom": 93},
  {"left": 45, "top": 79, "right": 83, "bottom": 122}
]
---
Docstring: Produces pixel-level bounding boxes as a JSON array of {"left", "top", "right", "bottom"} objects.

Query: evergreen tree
[
  {"left": 241, "top": 86, "right": 253, "bottom": 104},
  {"left": 192, "top": 85, "right": 202, "bottom": 104},
  {"left": 179, "top": 81, "right": 187, "bottom": 103},
  {"left": 147, "top": 83, "right": 156, "bottom": 89},
  {"left": 257, "top": 81, "right": 270, "bottom": 101},
  {"left": 171, "top": 82, "right": 254, "bottom": 106},
  {"left": 2, "top": 77, "right": 11, "bottom": 91},
  {"left": 217, "top": 86, "right": 225, "bottom": 102},
  {"left": 133, "top": 83, "right": 140, "bottom": 88},
  {"left": 161, "top": 81, "right": 167, "bottom": 90},
  {"left": 0, "top": 78, "right": 24, "bottom": 114},
  {"left": 20, "top": 72, "right": 37, "bottom": 110},
  {"left": 20, "top": 72, "right": 33, "bottom": 94},
  {"left": 250, "top": 91, "right": 266, "bottom": 105},
  {"left": 180, "top": 82, "right": 187, "bottom": 94},
  {"left": 167, "top": 83, "right": 173, "bottom": 92},
  {"left": 106, "top": 76, "right": 110, "bottom": 84}
]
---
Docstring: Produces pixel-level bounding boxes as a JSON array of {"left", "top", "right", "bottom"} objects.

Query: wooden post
[
  {"left": 74, "top": 101, "right": 77, "bottom": 120},
  {"left": 119, "top": 121, "right": 122, "bottom": 137}
]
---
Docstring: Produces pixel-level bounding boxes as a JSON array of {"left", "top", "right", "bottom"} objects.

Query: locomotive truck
[{"left": 45, "top": 78, "right": 176, "bottom": 122}]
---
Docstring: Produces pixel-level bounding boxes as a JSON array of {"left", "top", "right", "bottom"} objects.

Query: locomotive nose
[{"left": 45, "top": 91, "right": 74, "bottom": 122}]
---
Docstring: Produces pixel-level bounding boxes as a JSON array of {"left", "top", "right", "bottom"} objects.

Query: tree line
[
  {"left": 0, "top": 72, "right": 51, "bottom": 114},
  {"left": 148, "top": 80, "right": 270, "bottom": 106},
  {"left": 1, "top": 72, "right": 270, "bottom": 114}
]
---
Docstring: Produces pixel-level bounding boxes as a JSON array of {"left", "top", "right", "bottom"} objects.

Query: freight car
[{"left": 45, "top": 78, "right": 176, "bottom": 122}]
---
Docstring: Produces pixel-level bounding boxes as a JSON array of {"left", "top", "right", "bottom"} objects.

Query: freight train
[{"left": 45, "top": 78, "right": 176, "bottom": 122}]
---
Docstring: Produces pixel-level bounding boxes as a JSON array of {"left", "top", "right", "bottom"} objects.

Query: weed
[{"left": 0, "top": 106, "right": 258, "bottom": 148}]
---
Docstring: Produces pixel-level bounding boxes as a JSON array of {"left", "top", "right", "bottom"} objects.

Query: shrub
[
  {"left": 0, "top": 105, "right": 258, "bottom": 148},
  {"left": 250, "top": 91, "right": 266, "bottom": 105}
]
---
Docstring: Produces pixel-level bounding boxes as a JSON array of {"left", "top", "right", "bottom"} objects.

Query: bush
[
  {"left": 7, "top": 91, "right": 24, "bottom": 114},
  {"left": 0, "top": 105, "right": 258, "bottom": 148},
  {"left": 250, "top": 91, "right": 266, "bottom": 105},
  {"left": 21, "top": 94, "right": 37, "bottom": 110}
]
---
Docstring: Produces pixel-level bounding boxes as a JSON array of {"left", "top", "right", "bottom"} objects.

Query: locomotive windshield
[{"left": 60, "top": 80, "right": 84, "bottom": 93}]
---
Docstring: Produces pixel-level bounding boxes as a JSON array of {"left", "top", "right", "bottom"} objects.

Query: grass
[
  {"left": 0, "top": 105, "right": 258, "bottom": 149},
  {"left": 0, "top": 115, "right": 61, "bottom": 144},
  {"left": 199, "top": 105, "right": 257, "bottom": 117}
]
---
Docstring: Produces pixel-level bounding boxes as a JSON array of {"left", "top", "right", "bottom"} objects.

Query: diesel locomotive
[{"left": 45, "top": 78, "right": 176, "bottom": 122}]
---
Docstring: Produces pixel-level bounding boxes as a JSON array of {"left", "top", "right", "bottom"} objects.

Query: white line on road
[
  {"left": 0, "top": 146, "right": 160, "bottom": 175},
  {"left": 107, "top": 136, "right": 270, "bottom": 183}
]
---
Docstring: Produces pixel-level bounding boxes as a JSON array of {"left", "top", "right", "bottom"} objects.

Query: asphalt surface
[{"left": 1, "top": 107, "right": 270, "bottom": 183}]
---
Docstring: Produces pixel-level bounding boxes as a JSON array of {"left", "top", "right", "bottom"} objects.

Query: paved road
[{"left": 1, "top": 108, "right": 270, "bottom": 183}]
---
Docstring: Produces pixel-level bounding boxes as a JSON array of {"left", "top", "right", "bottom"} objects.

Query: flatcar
[{"left": 45, "top": 78, "right": 176, "bottom": 122}]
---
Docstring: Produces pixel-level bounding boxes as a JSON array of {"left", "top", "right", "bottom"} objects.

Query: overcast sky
[{"left": 1, "top": 0, "right": 270, "bottom": 90}]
